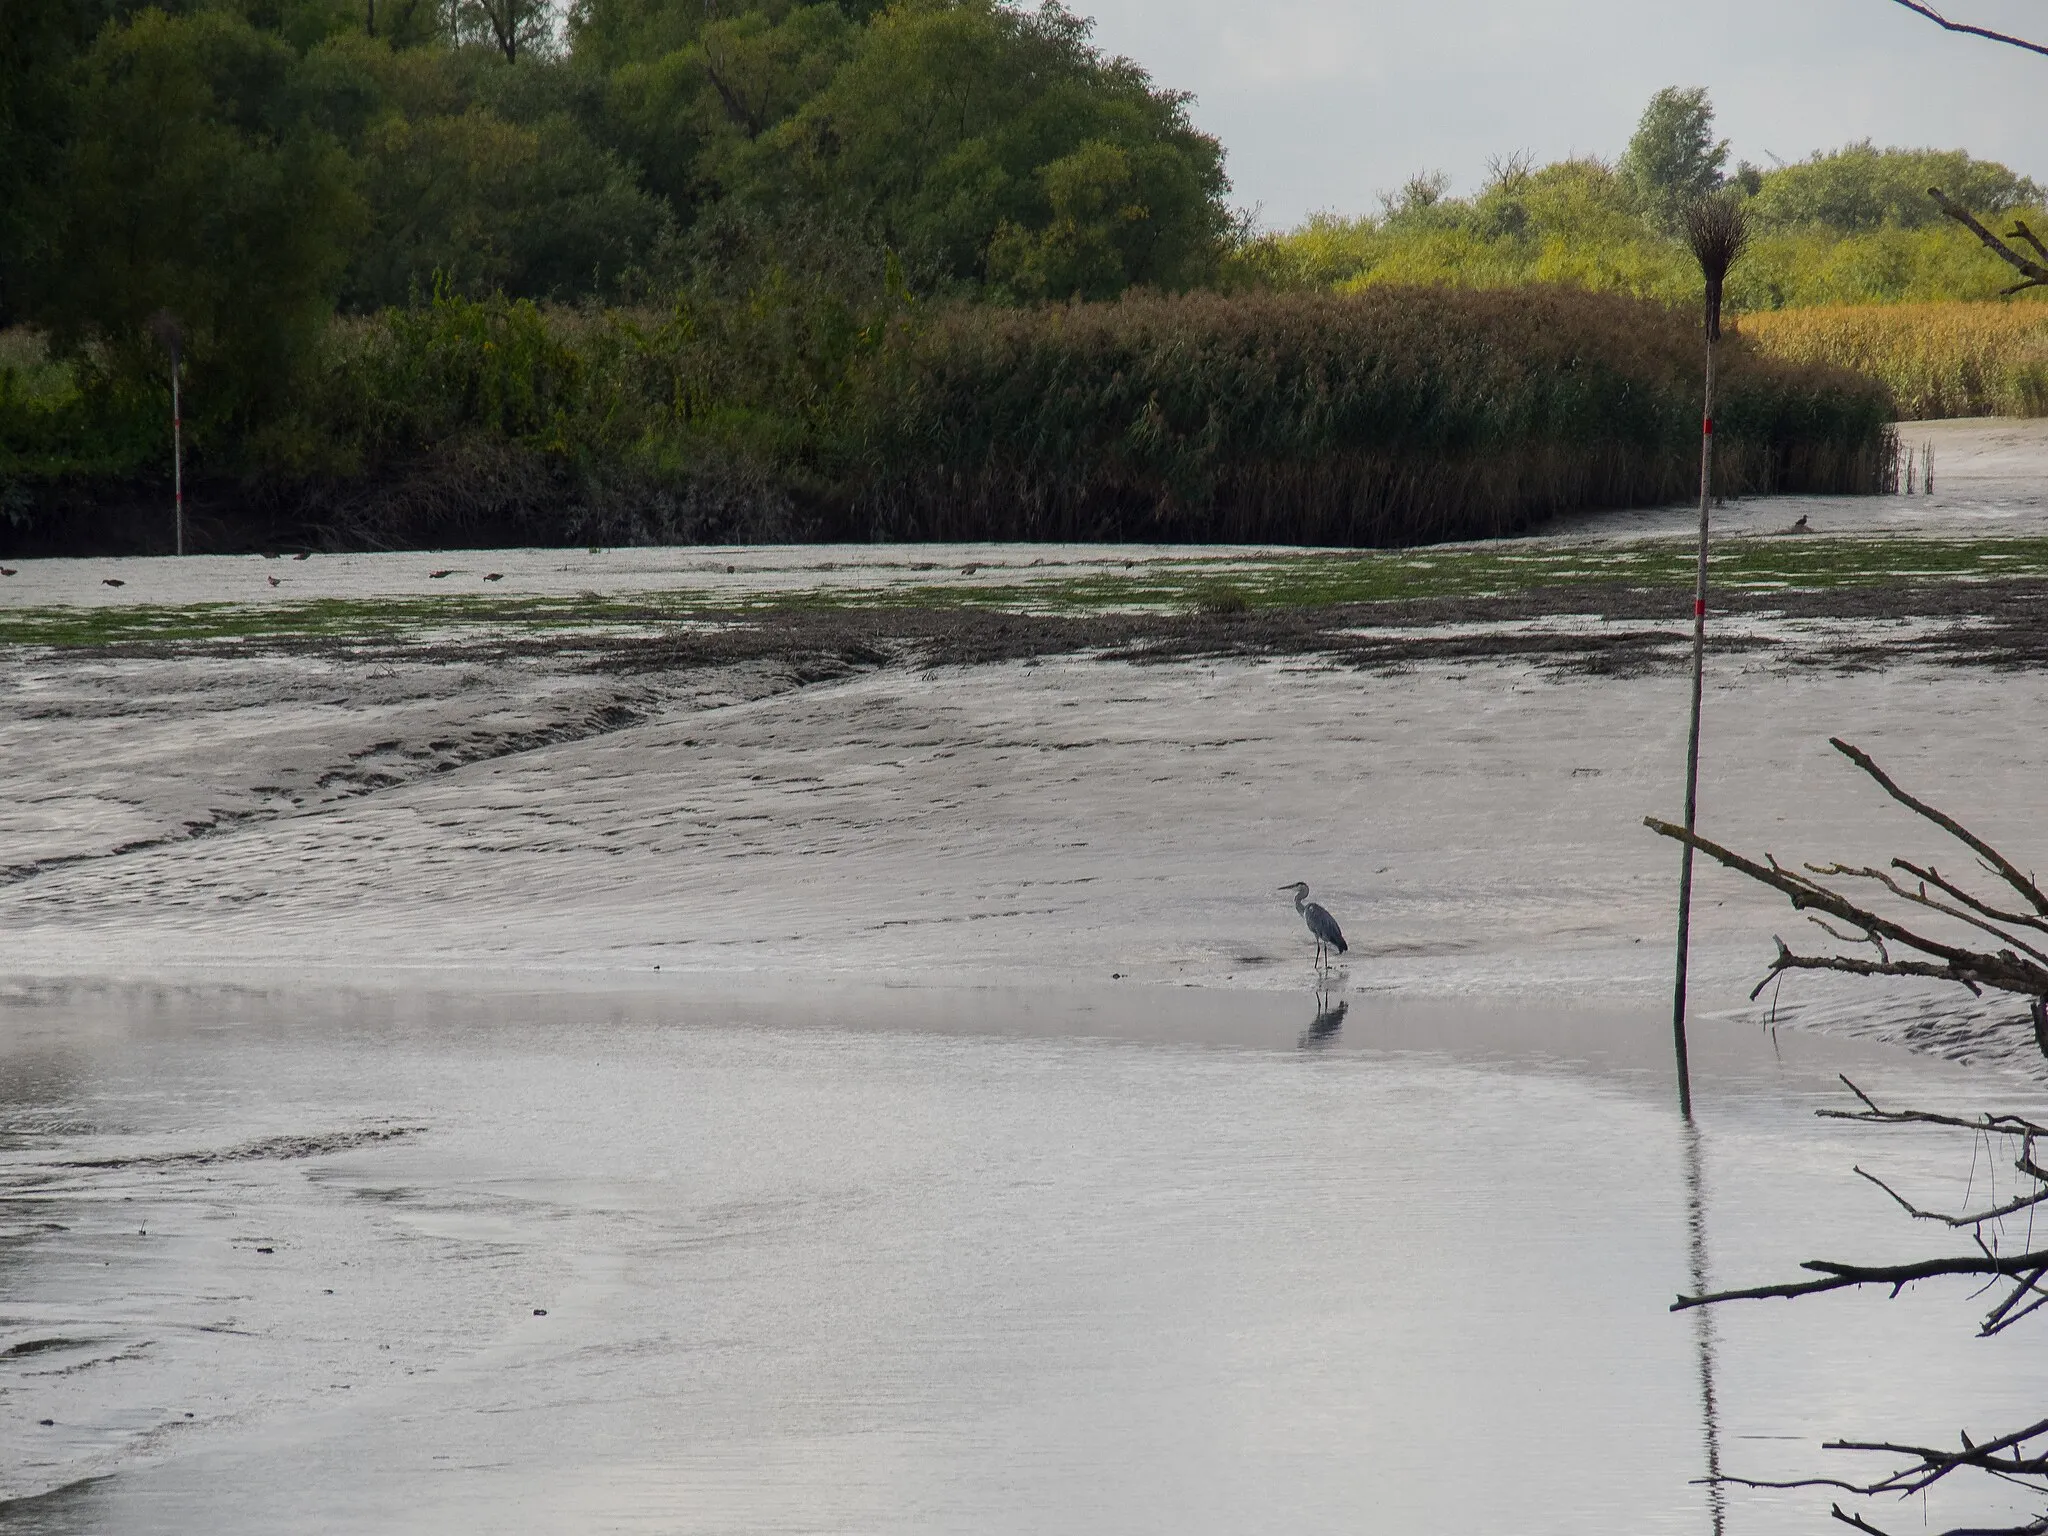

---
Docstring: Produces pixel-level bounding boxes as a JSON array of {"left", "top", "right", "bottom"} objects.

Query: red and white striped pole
[
  {"left": 1671, "top": 198, "right": 1747, "bottom": 1121},
  {"left": 1670, "top": 344, "right": 1714, "bottom": 1121},
  {"left": 149, "top": 312, "right": 185, "bottom": 555},
  {"left": 170, "top": 341, "right": 184, "bottom": 557}
]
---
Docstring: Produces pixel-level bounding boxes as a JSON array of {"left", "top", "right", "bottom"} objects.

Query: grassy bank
[
  {"left": 3, "top": 285, "right": 1895, "bottom": 555},
  {"left": 1743, "top": 301, "right": 2048, "bottom": 419}
]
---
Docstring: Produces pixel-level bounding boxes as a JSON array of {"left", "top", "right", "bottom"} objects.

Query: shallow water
[{"left": 4, "top": 980, "right": 2047, "bottom": 1535}]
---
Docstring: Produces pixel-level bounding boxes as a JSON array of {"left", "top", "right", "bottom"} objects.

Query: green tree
[
  {"left": 736, "top": 0, "right": 1230, "bottom": 296},
  {"left": 33, "top": 8, "right": 366, "bottom": 431},
  {"left": 345, "top": 104, "right": 669, "bottom": 305},
  {"left": 1621, "top": 86, "right": 1727, "bottom": 224},
  {"left": 1750, "top": 141, "right": 2043, "bottom": 231},
  {"left": 568, "top": 0, "right": 879, "bottom": 74},
  {"left": 0, "top": 0, "right": 134, "bottom": 324},
  {"left": 1377, "top": 169, "right": 1457, "bottom": 231},
  {"left": 455, "top": 0, "right": 554, "bottom": 62},
  {"left": 598, "top": 3, "right": 854, "bottom": 215}
]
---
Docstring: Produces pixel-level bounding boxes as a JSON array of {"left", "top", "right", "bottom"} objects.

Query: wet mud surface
[
  {"left": 8, "top": 983, "right": 2048, "bottom": 1536},
  {"left": 469, "top": 576, "right": 2048, "bottom": 678}
]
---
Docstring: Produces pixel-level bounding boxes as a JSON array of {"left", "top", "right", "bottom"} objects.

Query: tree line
[
  {"left": 0, "top": 5, "right": 2008, "bottom": 550},
  {"left": 1245, "top": 88, "right": 2047, "bottom": 310},
  {"left": 0, "top": 0, "right": 1232, "bottom": 434}
]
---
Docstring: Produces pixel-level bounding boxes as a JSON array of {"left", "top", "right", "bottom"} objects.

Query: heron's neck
[{"left": 1294, "top": 890, "right": 1309, "bottom": 913}]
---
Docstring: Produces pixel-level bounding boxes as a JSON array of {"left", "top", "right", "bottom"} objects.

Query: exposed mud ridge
[
  {"left": 0, "top": 693, "right": 659, "bottom": 889},
  {"left": 0, "top": 1474, "right": 114, "bottom": 1520},
  {"left": 563, "top": 576, "right": 2048, "bottom": 680},
  {"left": 1741, "top": 984, "right": 2048, "bottom": 1078},
  {"left": 1, "top": 1337, "right": 103, "bottom": 1360},
  {"left": 64, "top": 1125, "right": 424, "bottom": 1170}
]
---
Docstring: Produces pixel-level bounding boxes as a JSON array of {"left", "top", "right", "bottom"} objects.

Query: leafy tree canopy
[
  {"left": 1621, "top": 85, "right": 1728, "bottom": 224},
  {"left": 1750, "top": 141, "right": 2044, "bottom": 231},
  {"left": 1, "top": 0, "right": 1235, "bottom": 443},
  {"left": 32, "top": 7, "right": 366, "bottom": 426},
  {"left": 1236, "top": 86, "right": 2048, "bottom": 314}
]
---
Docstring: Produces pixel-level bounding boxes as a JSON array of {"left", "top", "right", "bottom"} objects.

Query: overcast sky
[{"left": 1072, "top": 0, "right": 2048, "bottom": 228}]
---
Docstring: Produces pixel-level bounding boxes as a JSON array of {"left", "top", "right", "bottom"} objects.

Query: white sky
[{"left": 1073, "top": 0, "right": 2048, "bottom": 229}]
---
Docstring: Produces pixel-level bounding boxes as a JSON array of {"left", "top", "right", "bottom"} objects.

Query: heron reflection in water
[{"left": 1298, "top": 995, "right": 1348, "bottom": 1051}]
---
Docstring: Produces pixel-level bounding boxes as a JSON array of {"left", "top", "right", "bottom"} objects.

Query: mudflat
[
  {"left": 3, "top": 417, "right": 2047, "bottom": 1056},
  {"left": 8, "top": 418, "right": 2048, "bottom": 1533}
]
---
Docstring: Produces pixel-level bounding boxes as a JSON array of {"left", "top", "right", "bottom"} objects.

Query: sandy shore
[{"left": 3, "top": 417, "right": 2046, "bottom": 1061}]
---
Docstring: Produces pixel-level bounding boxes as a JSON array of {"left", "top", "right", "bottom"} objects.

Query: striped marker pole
[
  {"left": 171, "top": 345, "right": 184, "bottom": 557},
  {"left": 1670, "top": 342, "right": 1716, "bottom": 1120}
]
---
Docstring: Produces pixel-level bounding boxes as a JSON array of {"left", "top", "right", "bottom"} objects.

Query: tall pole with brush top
[{"left": 1670, "top": 197, "right": 1750, "bottom": 1120}]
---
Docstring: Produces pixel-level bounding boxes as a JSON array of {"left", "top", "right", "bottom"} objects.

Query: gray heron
[{"left": 1279, "top": 882, "right": 1348, "bottom": 970}]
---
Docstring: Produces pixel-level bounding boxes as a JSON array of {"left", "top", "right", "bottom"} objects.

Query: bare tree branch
[
  {"left": 1645, "top": 741, "right": 2048, "bottom": 1009},
  {"left": 1852, "top": 1164, "right": 2048, "bottom": 1229},
  {"left": 1893, "top": 859, "right": 2048, "bottom": 938},
  {"left": 1642, "top": 818, "right": 2048, "bottom": 997},
  {"left": 1928, "top": 187, "right": 2048, "bottom": 295},
  {"left": 1674, "top": 1247, "right": 2048, "bottom": 1315},
  {"left": 1882, "top": 0, "right": 2048, "bottom": 59},
  {"left": 1818, "top": 1076, "right": 2048, "bottom": 1139},
  {"left": 1828, "top": 1496, "right": 2048, "bottom": 1536},
  {"left": 1739, "top": 934, "right": 1989, "bottom": 999},
  {"left": 1654, "top": 742, "right": 2048, "bottom": 1531},
  {"left": 1828, "top": 739, "right": 2048, "bottom": 917},
  {"left": 1811, "top": 862, "right": 2048, "bottom": 965},
  {"left": 2013, "top": 218, "right": 2048, "bottom": 265},
  {"left": 1680, "top": 1076, "right": 2048, "bottom": 1338},
  {"left": 1714, "top": 1413, "right": 2048, "bottom": 1503}
]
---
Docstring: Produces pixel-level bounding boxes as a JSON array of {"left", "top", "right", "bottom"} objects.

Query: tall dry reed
[{"left": 1742, "top": 302, "right": 2048, "bottom": 419}]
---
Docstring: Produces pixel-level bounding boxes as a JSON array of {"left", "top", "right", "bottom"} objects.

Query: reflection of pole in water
[{"left": 1683, "top": 1120, "right": 1727, "bottom": 1536}]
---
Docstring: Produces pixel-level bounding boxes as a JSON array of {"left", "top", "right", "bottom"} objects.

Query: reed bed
[
  {"left": 855, "top": 287, "right": 1896, "bottom": 545},
  {"left": 1742, "top": 302, "right": 2048, "bottom": 419},
  {"left": 6, "top": 286, "right": 1897, "bottom": 552}
]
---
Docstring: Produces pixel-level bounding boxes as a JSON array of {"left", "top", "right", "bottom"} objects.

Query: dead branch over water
[
  {"left": 1678, "top": 1076, "right": 2048, "bottom": 1534},
  {"left": 1646, "top": 737, "right": 2048, "bottom": 1001},
  {"left": 1646, "top": 740, "right": 2048, "bottom": 1534},
  {"left": 1675, "top": 1077, "right": 2048, "bottom": 1333}
]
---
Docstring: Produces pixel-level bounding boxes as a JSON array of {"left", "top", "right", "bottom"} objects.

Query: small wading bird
[{"left": 1279, "top": 882, "right": 1347, "bottom": 970}]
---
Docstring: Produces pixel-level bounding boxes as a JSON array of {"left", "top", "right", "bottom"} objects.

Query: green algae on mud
[{"left": 9, "top": 536, "right": 2048, "bottom": 650}]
